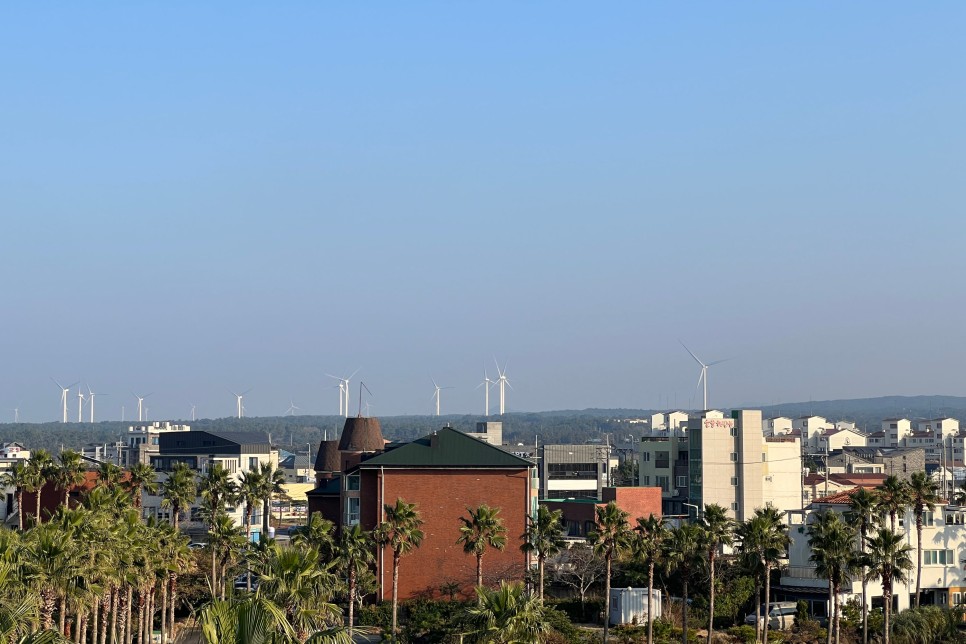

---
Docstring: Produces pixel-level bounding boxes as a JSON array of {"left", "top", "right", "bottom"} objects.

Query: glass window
[
  {"left": 730, "top": 453, "right": 738, "bottom": 462},
  {"left": 345, "top": 498, "right": 360, "bottom": 526},
  {"left": 731, "top": 477, "right": 738, "bottom": 486},
  {"left": 345, "top": 474, "right": 361, "bottom": 491},
  {"left": 656, "top": 476, "right": 670, "bottom": 493},
  {"left": 676, "top": 476, "right": 687, "bottom": 488}
]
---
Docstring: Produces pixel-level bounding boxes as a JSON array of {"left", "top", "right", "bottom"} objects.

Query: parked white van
[{"left": 744, "top": 602, "right": 798, "bottom": 630}]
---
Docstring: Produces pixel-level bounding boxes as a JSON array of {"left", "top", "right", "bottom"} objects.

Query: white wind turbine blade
[
  {"left": 679, "top": 341, "right": 706, "bottom": 368},
  {"left": 706, "top": 357, "right": 733, "bottom": 367}
]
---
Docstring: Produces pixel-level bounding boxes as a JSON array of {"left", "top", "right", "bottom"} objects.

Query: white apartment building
[
  {"left": 648, "top": 411, "right": 689, "bottom": 433},
  {"left": 638, "top": 410, "right": 803, "bottom": 519},
  {"left": 125, "top": 421, "right": 192, "bottom": 466},
  {"left": 142, "top": 430, "right": 278, "bottom": 540},
  {"left": 764, "top": 416, "right": 793, "bottom": 436},
  {"left": 815, "top": 427, "right": 868, "bottom": 453},
  {"left": 0, "top": 444, "right": 31, "bottom": 527},
  {"left": 780, "top": 490, "right": 966, "bottom": 618}
]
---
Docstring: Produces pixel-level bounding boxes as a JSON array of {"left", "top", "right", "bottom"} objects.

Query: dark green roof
[{"left": 357, "top": 427, "right": 533, "bottom": 469}]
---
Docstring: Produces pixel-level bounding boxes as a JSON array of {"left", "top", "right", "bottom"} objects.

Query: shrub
[
  {"left": 728, "top": 625, "right": 758, "bottom": 643},
  {"left": 357, "top": 601, "right": 392, "bottom": 629},
  {"left": 547, "top": 597, "right": 606, "bottom": 624}
]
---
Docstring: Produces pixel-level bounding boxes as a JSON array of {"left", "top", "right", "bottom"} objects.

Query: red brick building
[
  {"left": 308, "top": 424, "right": 537, "bottom": 600},
  {"left": 541, "top": 487, "right": 662, "bottom": 538}
]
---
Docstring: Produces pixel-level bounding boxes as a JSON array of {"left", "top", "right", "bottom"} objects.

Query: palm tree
[
  {"left": 457, "top": 504, "right": 509, "bottom": 592},
  {"left": 95, "top": 462, "right": 123, "bottom": 489},
  {"left": 907, "top": 471, "right": 939, "bottom": 608},
  {"left": 124, "top": 462, "right": 158, "bottom": 510},
  {"left": 865, "top": 527, "right": 914, "bottom": 644},
  {"left": 208, "top": 514, "right": 246, "bottom": 600},
  {"left": 28, "top": 450, "right": 54, "bottom": 525},
  {"left": 632, "top": 514, "right": 668, "bottom": 644},
  {"left": 237, "top": 470, "right": 263, "bottom": 545},
  {"left": 0, "top": 461, "right": 31, "bottom": 530},
  {"left": 701, "top": 504, "right": 734, "bottom": 644},
  {"left": 520, "top": 505, "right": 564, "bottom": 600},
  {"left": 737, "top": 508, "right": 789, "bottom": 644},
  {"left": 199, "top": 595, "right": 299, "bottom": 644},
  {"left": 465, "top": 581, "right": 549, "bottom": 644},
  {"left": 335, "top": 524, "right": 375, "bottom": 636},
  {"left": 877, "top": 475, "right": 910, "bottom": 533},
  {"left": 589, "top": 501, "right": 631, "bottom": 644},
  {"left": 257, "top": 462, "right": 285, "bottom": 541},
  {"left": 293, "top": 513, "right": 337, "bottom": 560},
  {"left": 664, "top": 523, "right": 706, "bottom": 644},
  {"left": 375, "top": 498, "right": 425, "bottom": 637},
  {"left": 53, "top": 450, "right": 87, "bottom": 509},
  {"left": 807, "top": 511, "right": 860, "bottom": 644},
  {"left": 160, "top": 462, "right": 197, "bottom": 532},
  {"left": 845, "top": 487, "right": 879, "bottom": 644}
]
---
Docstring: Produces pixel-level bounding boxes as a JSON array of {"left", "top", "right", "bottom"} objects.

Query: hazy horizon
[{"left": 3, "top": 4, "right": 965, "bottom": 421}]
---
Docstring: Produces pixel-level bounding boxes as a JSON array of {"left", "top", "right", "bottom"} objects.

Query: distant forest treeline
[{"left": 5, "top": 395, "right": 966, "bottom": 454}]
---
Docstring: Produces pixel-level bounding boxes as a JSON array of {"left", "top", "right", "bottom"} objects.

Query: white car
[{"left": 745, "top": 602, "right": 798, "bottom": 630}]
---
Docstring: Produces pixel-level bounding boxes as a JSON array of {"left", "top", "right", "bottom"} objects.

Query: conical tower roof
[
  {"left": 338, "top": 416, "right": 385, "bottom": 453},
  {"left": 313, "top": 439, "right": 342, "bottom": 474}
]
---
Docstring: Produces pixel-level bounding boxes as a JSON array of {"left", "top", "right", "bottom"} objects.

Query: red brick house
[{"left": 309, "top": 424, "right": 537, "bottom": 600}]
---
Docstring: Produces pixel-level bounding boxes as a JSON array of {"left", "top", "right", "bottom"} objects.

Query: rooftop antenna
[
  {"left": 132, "top": 392, "right": 152, "bottom": 422},
  {"left": 87, "top": 385, "right": 107, "bottom": 423},
  {"left": 476, "top": 366, "right": 495, "bottom": 416},
  {"left": 231, "top": 389, "right": 251, "bottom": 419},
  {"left": 679, "top": 341, "right": 730, "bottom": 411},
  {"left": 432, "top": 378, "right": 454, "bottom": 417},
  {"left": 52, "top": 379, "right": 79, "bottom": 424},
  {"left": 494, "top": 358, "right": 512, "bottom": 415},
  {"left": 357, "top": 381, "right": 372, "bottom": 417}
]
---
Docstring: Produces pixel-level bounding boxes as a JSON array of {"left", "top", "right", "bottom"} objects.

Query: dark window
[
  {"left": 547, "top": 463, "right": 599, "bottom": 479},
  {"left": 655, "top": 451, "right": 670, "bottom": 469}
]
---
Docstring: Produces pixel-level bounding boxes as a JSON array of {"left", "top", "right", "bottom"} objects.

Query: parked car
[
  {"left": 234, "top": 573, "right": 259, "bottom": 591},
  {"left": 745, "top": 602, "right": 798, "bottom": 630},
  {"left": 188, "top": 542, "right": 207, "bottom": 550}
]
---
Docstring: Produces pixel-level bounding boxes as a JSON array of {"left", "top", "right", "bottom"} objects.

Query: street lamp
[{"left": 683, "top": 502, "right": 702, "bottom": 520}]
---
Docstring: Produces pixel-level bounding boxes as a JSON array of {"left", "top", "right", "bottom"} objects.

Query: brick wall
[{"left": 360, "top": 467, "right": 530, "bottom": 600}]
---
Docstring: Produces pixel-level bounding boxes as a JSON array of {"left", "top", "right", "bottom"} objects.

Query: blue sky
[{"left": 2, "top": 4, "right": 965, "bottom": 420}]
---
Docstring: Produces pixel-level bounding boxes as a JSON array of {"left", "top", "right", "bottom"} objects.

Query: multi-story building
[
  {"left": 463, "top": 421, "right": 503, "bottom": 446},
  {"left": 0, "top": 444, "right": 30, "bottom": 527},
  {"left": 825, "top": 446, "right": 925, "bottom": 482},
  {"left": 780, "top": 489, "right": 966, "bottom": 618},
  {"left": 81, "top": 441, "right": 126, "bottom": 464},
  {"left": 143, "top": 430, "right": 277, "bottom": 539},
  {"left": 125, "top": 421, "right": 192, "bottom": 466},
  {"left": 764, "top": 417, "right": 793, "bottom": 436},
  {"left": 539, "top": 444, "right": 615, "bottom": 500}
]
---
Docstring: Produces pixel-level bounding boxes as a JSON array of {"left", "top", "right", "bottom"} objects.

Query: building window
[
  {"left": 762, "top": 452, "right": 767, "bottom": 462},
  {"left": 922, "top": 549, "right": 954, "bottom": 566},
  {"left": 248, "top": 457, "right": 259, "bottom": 471},
  {"left": 731, "top": 502, "right": 739, "bottom": 511},
  {"left": 676, "top": 476, "right": 687, "bottom": 488},
  {"left": 656, "top": 476, "right": 670, "bottom": 493},
  {"left": 641, "top": 453, "right": 651, "bottom": 462},
  {"left": 655, "top": 451, "right": 670, "bottom": 469},
  {"left": 730, "top": 453, "right": 738, "bottom": 462},
  {"left": 953, "top": 592, "right": 962, "bottom": 606},
  {"left": 731, "top": 477, "right": 738, "bottom": 486},
  {"left": 641, "top": 475, "right": 651, "bottom": 486},
  {"left": 345, "top": 474, "right": 360, "bottom": 491},
  {"left": 345, "top": 498, "right": 360, "bottom": 526},
  {"left": 730, "top": 427, "right": 737, "bottom": 437},
  {"left": 924, "top": 511, "right": 935, "bottom": 527}
]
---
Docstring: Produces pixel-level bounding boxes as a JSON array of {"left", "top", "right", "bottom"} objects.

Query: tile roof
[{"left": 357, "top": 427, "right": 533, "bottom": 469}]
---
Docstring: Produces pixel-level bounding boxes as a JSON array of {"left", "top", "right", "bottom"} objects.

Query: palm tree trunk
[
  {"left": 603, "top": 556, "right": 611, "bottom": 644},
  {"left": 707, "top": 551, "right": 716, "bottom": 644},
  {"left": 111, "top": 588, "right": 121, "bottom": 644},
  {"left": 348, "top": 568, "right": 356, "bottom": 636},
  {"left": 15, "top": 490, "right": 23, "bottom": 530},
  {"left": 391, "top": 552, "right": 400, "bottom": 637},
  {"left": 834, "top": 583, "right": 841, "bottom": 644},
  {"left": 476, "top": 552, "right": 484, "bottom": 590},
  {"left": 35, "top": 488, "right": 42, "bottom": 525},
  {"left": 78, "top": 613, "right": 87, "bottom": 644},
  {"left": 754, "top": 583, "right": 762, "bottom": 644},
  {"left": 262, "top": 497, "right": 270, "bottom": 539},
  {"left": 647, "top": 561, "right": 655, "bottom": 644},
  {"left": 538, "top": 554, "right": 545, "bottom": 600},
  {"left": 211, "top": 547, "right": 218, "bottom": 601},
  {"left": 763, "top": 563, "right": 772, "bottom": 644},
  {"left": 915, "top": 517, "right": 922, "bottom": 609},
  {"left": 682, "top": 580, "right": 689, "bottom": 644},
  {"left": 168, "top": 573, "right": 176, "bottom": 642},
  {"left": 861, "top": 532, "right": 868, "bottom": 644},
  {"left": 159, "top": 579, "right": 167, "bottom": 644},
  {"left": 99, "top": 593, "right": 110, "bottom": 644},
  {"left": 126, "top": 585, "right": 134, "bottom": 644},
  {"left": 59, "top": 596, "right": 67, "bottom": 635},
  {"left": 90, "top": 600, "right": 98, "bottom": 644},
  {"left": 883, "top": 586, "right": 891, "bottom": 644},
  {"left": 146, "top": 587, "right": 155, "bottom": 644},
  {"left": 826, "top": 582, "right": 834, "bottom": 644}
]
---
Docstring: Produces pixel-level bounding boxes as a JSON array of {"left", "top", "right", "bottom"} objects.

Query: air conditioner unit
[{"left": 764, "top": 475, "right": 773, "bottom": 482}]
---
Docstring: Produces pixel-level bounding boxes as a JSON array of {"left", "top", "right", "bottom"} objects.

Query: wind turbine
[
  {"left": 77, "top": 389, "right": 86, "bottom": 423},
  {"left": 476, "top": 367, "right": 495, "bottom": 416},
  {"left": 680, "top": 341, "right": 730, "bottom": 411},
  {"left": 326, "top": 369, "right": 359, "bottom": 418},
  {"left": 357, "top": 381, "right": 372, "bottom": 417},
  {"left": 285, "top": 400, "right": 301, "bottom": 416},
  {"left": 13, "top": 408, "right": 19, "bottom": 423},
  {"left": 132, "top": 392, "right": 152, "bottom": 422},
  {"left": 494, "top": 359, "right": 512, "bottom": 415},
  {"left": 231, "top": 389, "right": 251, "bottom": 419},
  {"left": 190, "top": 404, "right": 196, "bottom": 421},
  {"left": 431, "top": 379, "right": 453, "bottom": 417},
  {"left": 87, "top": 385, "right": 107, "bottom": 423},
  {"left": 52, "top": 379, "right": 78, "bottom": 424}
]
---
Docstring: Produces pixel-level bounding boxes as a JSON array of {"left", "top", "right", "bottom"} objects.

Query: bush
[
  {"left": 728, "top": 625, "right": 758, "bottom": 643},
  {"left": 547, "top": 598, "right": 606, "bottom": 624},
  {"left": 357, "top": 601, "right": 392, "bottom": 629},
  {"left": 401, "top": 598, "right": 470, "bottom": 644}
]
